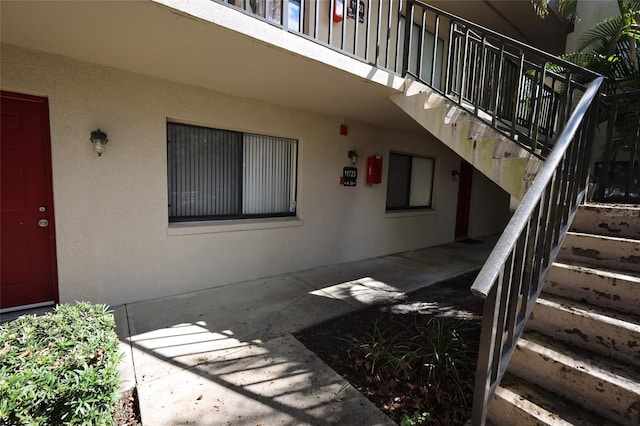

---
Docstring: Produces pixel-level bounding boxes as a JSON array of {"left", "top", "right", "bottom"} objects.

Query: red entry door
[
  {"left": 1, "top": 91, "right": 58, "bottom": 310},
  {"left": 455, "top": 160, "right": 474, "bottom": 239}
]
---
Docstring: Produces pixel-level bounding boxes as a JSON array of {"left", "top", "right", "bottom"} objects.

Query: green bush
[{"left": 0, "top": 302, "right": 122, "bottom": 425}]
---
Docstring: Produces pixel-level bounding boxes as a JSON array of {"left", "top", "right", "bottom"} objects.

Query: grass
[{"left": 0, "top": 302, "right": 122, "bottom": 425}]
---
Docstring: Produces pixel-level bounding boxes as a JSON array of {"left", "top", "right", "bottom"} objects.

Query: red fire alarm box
[
  {"left": 333, "top": 0, "right": 344, "bottom": 22},
  {"left": 366, "top": 155, "right": 383, "bottom": 184}
]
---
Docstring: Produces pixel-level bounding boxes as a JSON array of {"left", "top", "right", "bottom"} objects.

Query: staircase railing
[{"left": 468, "top": 76, "right": 604, "bottom": 425}]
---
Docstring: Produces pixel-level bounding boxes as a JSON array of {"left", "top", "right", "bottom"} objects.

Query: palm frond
[
  {"left": 577, "top": 15, "right": 624, "bottom": 54},
  {"left": 558, "top": 0, "right": 578, "bottom": 21},
  {"left": 531, "top": 0, "right": 549, "bottom": 18}
]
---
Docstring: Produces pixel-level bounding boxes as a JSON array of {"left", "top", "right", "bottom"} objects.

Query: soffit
[
  {"left": 427, "top": 0, "right": 569, "bottom": 55},
  {"left": 0, "top": 0, "right": 423, "bottom": 132},
  {"left": 0, "top": 1, "right": 570, "bottom": 131}
]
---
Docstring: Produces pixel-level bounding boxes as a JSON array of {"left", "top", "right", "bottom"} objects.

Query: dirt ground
[
  {"left": 113, "top": 387, "right": 141, "bottom": 426},
  {"left": 294, "top": 271, "right": 483, "bottom": 425}
]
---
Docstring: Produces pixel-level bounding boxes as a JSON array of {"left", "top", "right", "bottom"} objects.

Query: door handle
[{"left": 38, "top": 219, "right": 49, "bottom": 228}]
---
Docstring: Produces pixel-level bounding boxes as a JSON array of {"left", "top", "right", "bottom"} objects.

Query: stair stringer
[{"left": 390, "top": 80, "right": 543, "bottom": 200}]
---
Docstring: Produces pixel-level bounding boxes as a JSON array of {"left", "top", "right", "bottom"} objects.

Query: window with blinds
[
  {"left": 167, "top": 122, "right": 297, "bottom": 222},
  {"left": 386, "top": 152, "right": 435, "bottom": 211}
]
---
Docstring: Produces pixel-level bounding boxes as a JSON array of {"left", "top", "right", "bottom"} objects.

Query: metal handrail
[
  {"left": 470, "top": 78, "right": 605, "bottom": 298},
  {"left": 469, "top": 76, "right": 604, "bottom": 425}
]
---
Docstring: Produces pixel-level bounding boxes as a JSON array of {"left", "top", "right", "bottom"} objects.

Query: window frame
[
  {"left": 167, "top": 122, "right": 298, "bottom": 223},
  {"left": 385, "top": 152, "right": 435, "bottom": 212}
]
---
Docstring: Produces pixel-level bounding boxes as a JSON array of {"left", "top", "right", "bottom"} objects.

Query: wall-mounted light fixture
[
  {"left": 451, "top": 169, "right": 460, "bottom": 180},
  {"left": 348, "top": 149, "right": 359, "bottom": 165},
  {"left": 90, "top": 129, "right": 108, "bottom": 156}
]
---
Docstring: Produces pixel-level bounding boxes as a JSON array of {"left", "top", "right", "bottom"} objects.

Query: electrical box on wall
[
  {"left": 366, "top": 155, "right": 383, "bottom": 184},
  {"left": 333, "top": 0, "right": 344, "bottom": 22}
]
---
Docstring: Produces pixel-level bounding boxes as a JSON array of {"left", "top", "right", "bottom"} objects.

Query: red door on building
[
  {"left": 455, "top": 160, "right": 474, "bottom": 239},
  {"left": 1, "top": 91, "right": 58, "bottom": 311}
]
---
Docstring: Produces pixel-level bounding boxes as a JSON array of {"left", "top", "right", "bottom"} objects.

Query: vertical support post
[
  {"left": 401, "top": 1, "right": 413, "bottom": 76},
  {"left": 431, "top": 15, "right": 440, "bottom": 89},
  {"left": 491, "top": 44, "right": 505, "bottom": 128}
]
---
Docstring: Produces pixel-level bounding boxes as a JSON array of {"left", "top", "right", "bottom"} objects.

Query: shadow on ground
[{"left": 294, "top": 271, "right": 483, "bottom": 425}]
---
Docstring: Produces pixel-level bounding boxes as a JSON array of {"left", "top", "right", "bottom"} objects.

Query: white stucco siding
[
  {"left": 468, "top": 170, "right": 511, "bottom": 239},
  {"left": 566, "top": 0, "right": 619, "bottom": 53},
  {"left": 1, "top": 44, "right": 504, "bottom": 306}
]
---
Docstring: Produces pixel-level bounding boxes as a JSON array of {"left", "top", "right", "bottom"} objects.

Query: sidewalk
[{"left": 113, "top": 236, "right": 497, "bottom": 425}]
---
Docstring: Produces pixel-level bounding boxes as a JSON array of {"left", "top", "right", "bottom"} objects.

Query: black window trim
[
  {"left": 385, "top": 151, "right": 435, "bottom": 212},
  {"left": 167, "top": 121, "right": 299, "bottom": 223}
]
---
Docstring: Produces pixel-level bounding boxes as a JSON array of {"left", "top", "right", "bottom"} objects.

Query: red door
[
  {"left": 1, "top": 91, "right": 58, "bottom": 311},
  {"left": 455, "top": 160, "right": 473, "bottom": 239}
]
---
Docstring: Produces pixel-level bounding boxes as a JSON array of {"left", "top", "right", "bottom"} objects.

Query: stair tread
[
  {"left": 518, "top": 330, "right": 640, "bottom": 384},
  {"left": 494, "top": 372, "right": 619, "bottom": 426},
  {"left": 565, "top": 230, "right": 640, "bottom": 243},
  {"left": 553, "top": 258, "right": 640, "bottom": 278},
  {"left": 536, "top": 293, "right": 640, "bottom": 328},
  {"left": 551, "top": 261, "right": 640, "bottom": 283}
]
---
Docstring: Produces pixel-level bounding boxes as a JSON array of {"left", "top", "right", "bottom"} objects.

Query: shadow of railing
[{"left": 116, "top": 238, "right": 498, "bottom": 424}]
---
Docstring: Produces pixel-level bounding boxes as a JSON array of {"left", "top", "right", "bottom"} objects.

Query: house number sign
[
  {"left": 342, "top": 167, "right": 357, "bottom": 186},
  {"left": 348, "top": 0, "right": 365, "bottom": 23}
]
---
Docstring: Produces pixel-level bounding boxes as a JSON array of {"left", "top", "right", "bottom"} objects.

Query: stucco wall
[
  {"left": 1, "top": 44, "right": 507, "bottom": 306},
  {"left": 468, "top": 170, "right": 511, "bottom": 238},
  {"left": 565, "top": 0, "right": 619, "bottom": 53}
]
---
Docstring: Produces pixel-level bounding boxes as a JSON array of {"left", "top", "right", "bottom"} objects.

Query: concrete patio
[{"left": 113, "top": 236, "right": 498, "bottom": 425}]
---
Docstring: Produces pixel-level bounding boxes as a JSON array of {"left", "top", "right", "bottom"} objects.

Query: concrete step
[
  {"left": 488, "top": 373, "right": 618, "bottom": 426},
  {"left": 557, "top": 232, "right": 640, "bottom": 274},
  {"left": 544, "top": 262, "right": 640, "bottom": 315},
  {"left": 527, "top": 294, "right": 640, "bottom": 367},
  {"left": 509, "top": 332, "right": 640, "bottom": 426},
  {"left": 570, "top": 203, "right": 640, "bottom": 240}
]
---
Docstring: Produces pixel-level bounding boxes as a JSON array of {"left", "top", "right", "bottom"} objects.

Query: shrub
[
  {"left": 0, "top": 302, "right": 122, "bottom": 425},
  {"left": 412, "top": 317, "right": 477, "bottom": 406},
  {"left": 341, "top": 319, "right": 420, "bottom": 377},
  {"left": 343, "top": 315, "right": 477, "bottom": 420}
]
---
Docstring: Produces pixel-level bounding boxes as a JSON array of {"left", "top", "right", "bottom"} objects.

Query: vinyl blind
[
  {"left": 168, "top": 123, "right": 297, "bottom": 221},
  {"left": 242, "top": 134, "right": 297, "bottom": 215}
]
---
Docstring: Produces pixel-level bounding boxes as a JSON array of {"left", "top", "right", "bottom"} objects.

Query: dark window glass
[
  {"left": 167, "top": 122, "right": 297, "bottom": 222},
  {"left": 386, "top": 152, "right": 434, "bottom": 211}
]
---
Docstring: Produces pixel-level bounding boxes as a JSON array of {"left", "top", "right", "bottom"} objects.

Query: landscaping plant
[
  {"left": 0, "top": 302, "right": 122, "bottom": 425},
  {"left": 342, "top": 315, "right": 478, "bottom": 424}
]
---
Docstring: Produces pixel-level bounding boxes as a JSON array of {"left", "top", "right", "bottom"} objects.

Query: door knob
[{"left": 38, "top": 219, "right": 49, "bottom": 228}]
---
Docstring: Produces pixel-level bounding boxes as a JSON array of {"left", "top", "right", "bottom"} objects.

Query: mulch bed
[
  {"left": 113, "top": 387, "right": 141, "bottom": 426},
  {"left": 294, "top": 271, "right": 484, "bottom": 425}
]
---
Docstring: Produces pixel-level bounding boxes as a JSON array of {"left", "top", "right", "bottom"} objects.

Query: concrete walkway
[{"left": 113, "top": 236, "right": 497, "bottom": 425}]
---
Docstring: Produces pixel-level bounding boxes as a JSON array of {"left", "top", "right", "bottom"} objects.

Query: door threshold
[{"left": 0, "top": 301, "right": 55, "bottom": 323}]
